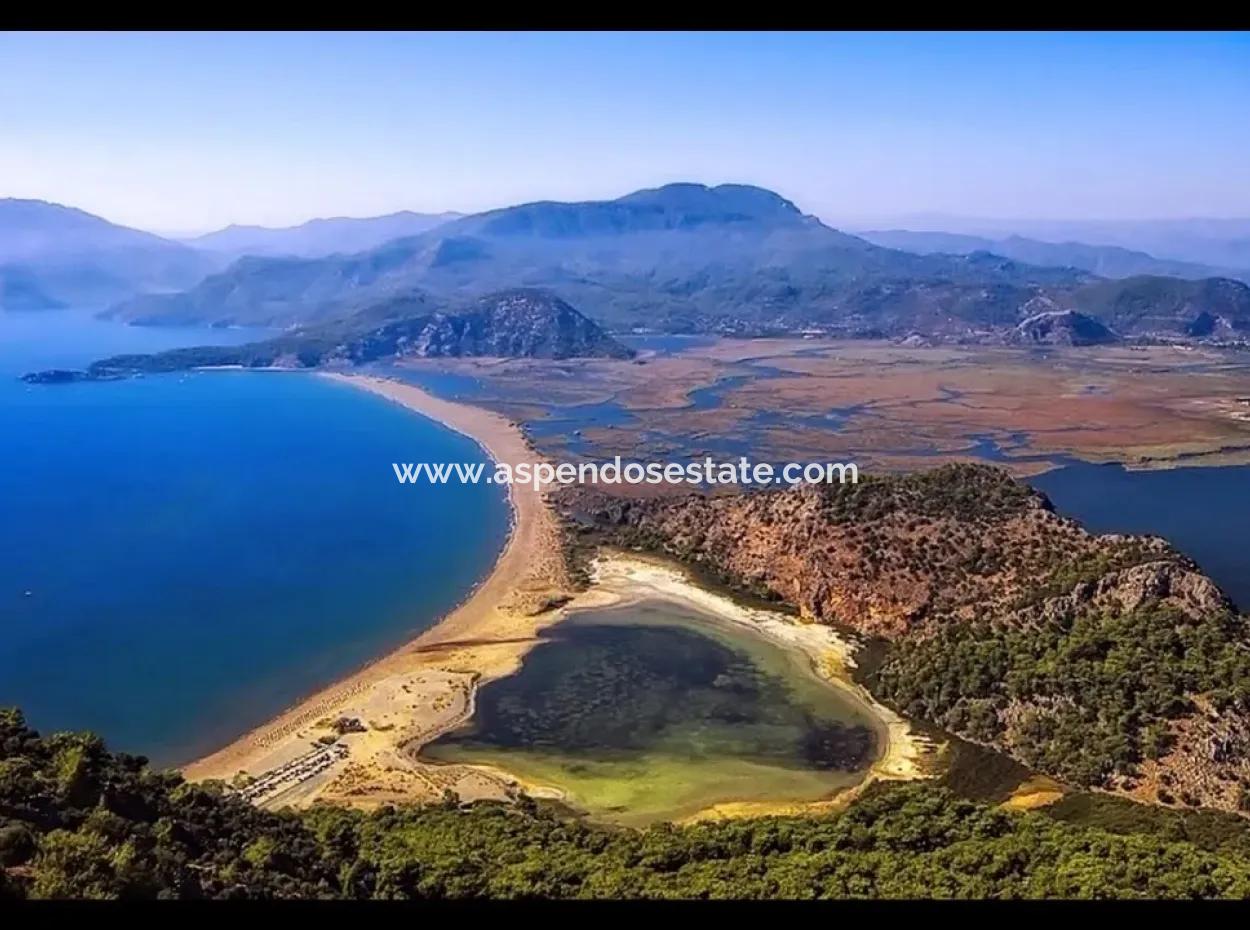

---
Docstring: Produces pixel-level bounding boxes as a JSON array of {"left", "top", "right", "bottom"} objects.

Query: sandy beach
[
  {"left": 183, "top": 372, "right": 933, "bottom": 816},
  {"left": 181, "top": 373, "right": 574, "bottom": 807}
]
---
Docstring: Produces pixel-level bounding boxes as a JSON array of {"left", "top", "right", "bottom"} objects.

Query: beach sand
[
  {"left": 181, "top": 373, "right": 574, "bottom": 808},
  {"left": 183, "top": 372, "right": 934, "bottom": 816}
]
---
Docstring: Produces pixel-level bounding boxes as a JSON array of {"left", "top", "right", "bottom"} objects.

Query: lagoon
[{"left": 423, "top": 599, "right": 880, "bottom": 826}]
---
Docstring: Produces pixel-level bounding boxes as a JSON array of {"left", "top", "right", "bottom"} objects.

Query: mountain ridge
[
  {"left": 858, "top": 228, "right": 1250, "bottom": 284},
  {"left": 100, "top": 183, "right": 1250, "bottom": 343},
  {"left": 102, "top": 183, "right": 1094, "bottom": 332},
  {"left": 185, "top": 210, "right": 462, "bottom": 259}
]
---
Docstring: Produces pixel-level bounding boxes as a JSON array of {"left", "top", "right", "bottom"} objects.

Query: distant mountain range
[
  {"left": 852, "top": 215, "right": 1250, "bottom": 272},
  {"left": 183, "top": 211, "right": 462, "bottom": 259},
  {"left": 857, "top": 229, "right": 1249, "bottom": 284},
  {"left": 104, "top": 182, "right": 1093, "bottom": 333},
  {"left": 9, "top": 186, "right": 1250, "bottom": 347},
  {"left": 23, "top": 289, "right": 632, "bottom": 382},
  {"left": 0, "top": 199, "right": 219, "bottom": 309},
  {"left": 102, "top": 183, "right": 1250, "bottom": 344}
]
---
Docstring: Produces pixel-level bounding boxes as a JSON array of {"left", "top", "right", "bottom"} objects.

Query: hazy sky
[{"left": 2, "top": 31, "right": 1248, "bottom": 233}]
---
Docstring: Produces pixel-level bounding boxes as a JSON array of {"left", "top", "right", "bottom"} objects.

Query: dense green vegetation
[
  {"left": 7, "top": 707, "right": 1250, "bottom": 899},
  {"left": 569, "top": 464, "right": 1241, "bottom": 805},
  {"left": 1046, "top": 793, "right": 1250, "bottom": 859},
  {"left": 876, "top": 604, "right": 1250, "bottom": 787}
]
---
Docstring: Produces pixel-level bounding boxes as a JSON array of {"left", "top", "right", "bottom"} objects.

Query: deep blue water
[
  {"left": 1030, "top": 462, "right": 1250, "bottom": 611},
  {"left": 0, "top": 310, "right": 509, "bottom": 766}
]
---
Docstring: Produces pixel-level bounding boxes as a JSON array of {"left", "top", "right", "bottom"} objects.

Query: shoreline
[
  {"left": 567, "top": 555, "right": 938, "bottom": 822},
  {"left": 417, "top": 553, "right": 938, "bottom": 825},
  {"left": 181, "top": 373, "right": 572, "bottom": 802}
]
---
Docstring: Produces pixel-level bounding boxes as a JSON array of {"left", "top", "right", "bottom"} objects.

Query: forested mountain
[
  {"left": 23, "top": 289, "right": 632, "bottom": 383},
  {"left": 566, "top": 464, "right": 1250, "bottom": 812}
]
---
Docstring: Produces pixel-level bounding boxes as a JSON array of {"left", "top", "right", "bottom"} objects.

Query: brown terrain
[
  {"left": 562, "top": 465, "right": 1226, "bottom": 638},
  {"left": 187, "top": 340, "right": 1250, "bottom": 820},
  {"left": 405, "top": 340, "right": 1250, "bottom": 475}
]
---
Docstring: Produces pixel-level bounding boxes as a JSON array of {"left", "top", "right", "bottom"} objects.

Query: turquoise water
[{"left": 0, "top": 310, "right": 509, "bottom": 766}]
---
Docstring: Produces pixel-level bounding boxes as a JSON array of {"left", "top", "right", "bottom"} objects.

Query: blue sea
[{"left": 0, "top": 309, "right": 509, "bottom": 766}]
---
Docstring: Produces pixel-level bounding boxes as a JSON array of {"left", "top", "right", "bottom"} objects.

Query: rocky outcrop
[
  {"left": 1007, "top": 559, "right": 1231, "bottom": 628},
  {"left": 1007, "top": 309, "right": 1118, "bottom": 346},
  {"left": 400, "top": 290, "right": 633, "bottom": 360},
  {"left": 23, "top": 288, "right": 633, "bottom": 383},
  {"left": 1126, "top": 697, "right": 1250, "bottom": 811}
]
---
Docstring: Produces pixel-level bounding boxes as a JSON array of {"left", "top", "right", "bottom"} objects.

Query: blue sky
[{"left": 2, "top": 31, "right": 1248, "bottom": 233}]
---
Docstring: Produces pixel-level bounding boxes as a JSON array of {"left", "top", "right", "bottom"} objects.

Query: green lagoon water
[{"left": 423, "top": 600, "right": 880, "bottom": 825}]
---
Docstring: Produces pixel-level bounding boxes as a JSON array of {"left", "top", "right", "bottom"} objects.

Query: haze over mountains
[
  {"left": 184, "top": 211, "right": 462, "bottom": 259},
  {"left": 0, "top": 201, "right": 465, "bottom": 310},
  {"left": 0, "top": 199, "right": 218, "bottom": 310},
  {"left": 6, "top": 185, "right": 1250, "bottom": 347},
  {"left": 852, "top": 215, "right": 1250, "bottom": 272},
  {"left": 857, "top": 229, "right": 1250, "bottom": 284}
]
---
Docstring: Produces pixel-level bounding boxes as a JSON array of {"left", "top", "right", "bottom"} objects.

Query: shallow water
[{"left": 423, "top": 600, "right": 879, "bottom": 825}]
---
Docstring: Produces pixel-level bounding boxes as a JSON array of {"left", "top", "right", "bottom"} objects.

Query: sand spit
[{"left": 181, "top": 374, "right": 573, "bottom": 809}]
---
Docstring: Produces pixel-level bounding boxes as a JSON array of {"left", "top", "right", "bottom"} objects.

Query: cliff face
[{"left": 563, "top": 464, "right": 1249, "bottom": 813}]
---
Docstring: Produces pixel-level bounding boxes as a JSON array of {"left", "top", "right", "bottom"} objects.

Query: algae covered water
[{"left": 423, "top": 599, "right": 880, "bottom": 825}]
